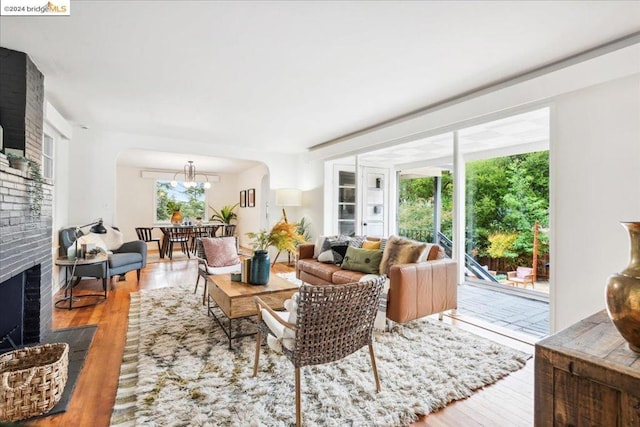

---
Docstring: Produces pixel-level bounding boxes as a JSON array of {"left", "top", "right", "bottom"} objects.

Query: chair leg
[
  {"left": 136, "top": 269, "right": 141, "bottom": 281},
  {"left": 368, "top": 343, "right": 381, "bottom": 392},
  {"left": 194, "top": 274, "right": 200, "bottom": 294},
  {"left": 252, "top": 330, "right": 262, "bottom": 377},
  {"left": 295, "top": 367, "right": 302, "bottom": 427},
  {"left": 168, "top": 242, "right": 173, "bottom": 260},
  {"left": 156, "top": 241, "right": 162, "bottom": 254},
  {"left": 201, "top": 279, "right": 208, "bottom": 306}
]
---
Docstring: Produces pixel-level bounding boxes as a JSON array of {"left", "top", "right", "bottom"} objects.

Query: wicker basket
[{"left": 0, "top": 343, "right": 69, "bottom": 422}]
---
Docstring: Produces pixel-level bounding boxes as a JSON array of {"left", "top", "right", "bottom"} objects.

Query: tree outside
[
  {"left": 155, "top": 180, "right": 205, "bottom": 222},
  {"left": 398, "top": 150, "right": 549, "bottom": 274}
]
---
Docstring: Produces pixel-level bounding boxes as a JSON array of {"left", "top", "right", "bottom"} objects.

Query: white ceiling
[
  {"left": 117, "top": 149, "right": 261, "bottom": 174},
  {"left": 1, "top": 1, "right": 639, "bottom": 168},
  {"left": 360, "top": 108, "right": 550, "bottom": 169}
]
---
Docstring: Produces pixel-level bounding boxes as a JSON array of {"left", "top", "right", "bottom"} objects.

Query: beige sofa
[{"left": 296, "top": 241, "right": 458, "bottom": 323}]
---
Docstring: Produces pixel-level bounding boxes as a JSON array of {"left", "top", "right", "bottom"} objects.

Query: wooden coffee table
[{"left": 206, "top": 273, "right": 299, "bottom": 349}]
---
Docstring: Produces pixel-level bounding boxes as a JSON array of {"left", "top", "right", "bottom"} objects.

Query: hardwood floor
[{"left": 30, "top": 257, "right": 534, "bottom": 427}]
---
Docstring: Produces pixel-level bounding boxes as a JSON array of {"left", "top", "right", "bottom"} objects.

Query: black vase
[{"left": 250, "top": 250, "right": 270, "bottom": 285}]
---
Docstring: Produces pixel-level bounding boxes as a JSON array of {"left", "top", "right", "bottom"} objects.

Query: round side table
[{"left": 55, "top": 253, "right": 109, "bottom": 310}]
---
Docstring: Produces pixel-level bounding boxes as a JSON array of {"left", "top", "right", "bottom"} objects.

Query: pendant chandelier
[{"left": 170, "top": 160, "right": 211, "bottom": 189}]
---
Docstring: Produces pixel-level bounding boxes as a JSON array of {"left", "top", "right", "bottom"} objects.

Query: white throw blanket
[{"left": 359, "top": 274, "right": 390, "bottom": 331}]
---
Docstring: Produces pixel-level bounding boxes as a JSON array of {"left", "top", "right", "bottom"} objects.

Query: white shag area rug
[{"left": 110, "top": 275, "right": 530, "bottom": 427}]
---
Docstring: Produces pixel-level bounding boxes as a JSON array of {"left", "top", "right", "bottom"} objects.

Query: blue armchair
[{"left": 58, "top": 227, "right": 147, "bottom": 286}]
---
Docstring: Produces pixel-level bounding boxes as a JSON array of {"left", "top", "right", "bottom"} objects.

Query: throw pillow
[
  {"left": 202, "top": 237, "right": 240, "bottom": 267},
  {"left": 379, "top": 235, "right": 427, "bottom": 275},
  {"left": 362, "top": 240, "right": 381, "bottom": 250},
  {"left": 313, "top": 235, "right": 329, "bottom": 259},
  {"left": 345, "top": 235, "right": 366, "bottom": 248},
  {"left": 313, "top": 235, "right": 345, "bottom": 258},
  {"left": 341, "top": 246, "right": 383, "bottom": 275},
  {"left": 317, "top": 242, "right": 349, "bottom": 264},
  {"left": 100, "top": 225, "right": 124, "bottom": 250}
]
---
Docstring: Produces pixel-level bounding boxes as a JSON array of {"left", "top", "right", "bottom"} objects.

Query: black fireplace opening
[
  {"left": 0, "top": 264, "right": 41, "bottom": 352},
  {"left": 0, "top": 273, "right": 24, "bottom": 351}
]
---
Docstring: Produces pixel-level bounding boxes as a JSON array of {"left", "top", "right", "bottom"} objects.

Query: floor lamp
[{"left": 275, "top": 188, "right": 302, "bottom": 265}]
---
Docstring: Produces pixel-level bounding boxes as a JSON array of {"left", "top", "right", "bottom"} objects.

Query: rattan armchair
[{"left": 253, "top": 276, "right": 385, "bottom": 427}]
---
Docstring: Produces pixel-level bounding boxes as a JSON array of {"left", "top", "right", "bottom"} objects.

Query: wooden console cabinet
[{"left": 535, "top": 310, "right": 640, "bottom": 426}]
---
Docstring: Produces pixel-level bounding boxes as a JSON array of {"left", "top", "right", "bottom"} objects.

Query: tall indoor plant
[{"left": 209, "top": 203, "right": 239, "bottom": 224}]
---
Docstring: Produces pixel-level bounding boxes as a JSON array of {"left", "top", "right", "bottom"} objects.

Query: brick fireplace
[{"left": 0, "top": 47, "right": 53, "bottom": 350}]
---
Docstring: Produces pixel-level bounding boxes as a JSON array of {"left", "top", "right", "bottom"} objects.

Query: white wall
[
  {"left": 551, "top": 74, "right": 640, "bottom": 330},
  {"left": 64, "top": 128, "right": 301, "bottom": 239},
  {"left": 237, "top": 163, "right": 270, "bottom": 249},
  {"left": 115, "top": 165, "right": 241, "bottom": 242},
  {"left": 45, "top": 101, "right": 72, "bottom": 293}
]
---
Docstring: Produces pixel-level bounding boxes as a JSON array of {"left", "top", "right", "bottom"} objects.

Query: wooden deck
[{"left": 31, "top": 254, "right": 534, "bottom": 427}]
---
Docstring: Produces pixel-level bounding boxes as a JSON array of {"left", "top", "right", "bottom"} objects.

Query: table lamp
[{"left": 71, "top": 219, "right": 107, "bottom": 259}]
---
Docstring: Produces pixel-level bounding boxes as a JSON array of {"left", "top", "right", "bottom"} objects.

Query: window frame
[{"left": 154, "top": 179, "right": 207, "bottom": 224}]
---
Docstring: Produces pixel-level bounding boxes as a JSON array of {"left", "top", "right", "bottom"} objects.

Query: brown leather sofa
[{"left": 296, "top": 242, "right": 458, "bottom": 323}]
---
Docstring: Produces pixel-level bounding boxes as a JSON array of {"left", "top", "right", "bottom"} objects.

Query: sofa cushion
[
  {"left": 341, "top": 246, "right": 383, "bottom": 275},
  {"left": 109, "top": 252, "right": 142, "bottom": 268},
  {"left": 380, "top": 235, "right": 427, "bottom": 275},
  {"left": 516, "top": 267, "right": 533, "bottom": 278},
  {"left": 205, "top": 264, "right": 241, "bottom": 275},
  {"left": 297, "top": 258, "right": 341, "bottom": 282},
  {"left": 332, "top": 269, "right": 367, "bottom": 284}
]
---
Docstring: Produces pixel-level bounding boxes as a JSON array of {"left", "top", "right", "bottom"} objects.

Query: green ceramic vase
[{"left": 250, "top": 250, "right": 270, "bottom": 285}]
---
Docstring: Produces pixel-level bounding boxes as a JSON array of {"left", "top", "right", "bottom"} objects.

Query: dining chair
[
  {"left": 223, "top": 224, "right": 236, "bottom": 237},
  {"left": 135, "top": 227, "right": 162, "bottom": 256},
  {"left": 253, "top": 276, "right": 385, "bottom": 427},
  {"left": 207, "top": 224, "right": 223, "bottom": 237},
  {"left": 189, "top": 226, "right": 210, "bottom": 254},
  {"left": 164, "top": 227, "right": 191, "bottom": 260}
]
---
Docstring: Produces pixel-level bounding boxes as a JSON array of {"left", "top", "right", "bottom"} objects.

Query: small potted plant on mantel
[
  {"left": 3, "top": 152, "right": 44, "bottom": 216},
  {"left": 5, "top": 152, "right": 30, "bottom": 172}
]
